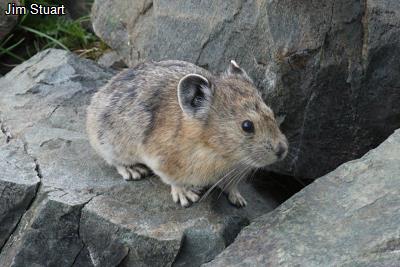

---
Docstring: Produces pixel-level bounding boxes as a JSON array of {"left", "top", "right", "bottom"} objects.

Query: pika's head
[{"left": 177, "top": 60, "right": 288, "bottom": 168}]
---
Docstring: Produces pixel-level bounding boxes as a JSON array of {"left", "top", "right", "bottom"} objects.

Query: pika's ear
[
  {"left": 225, "top": 60, "right": 253, "bottom": 83},
  {"left": 177, "top": 74, "right": 213, "bottom": 119}
]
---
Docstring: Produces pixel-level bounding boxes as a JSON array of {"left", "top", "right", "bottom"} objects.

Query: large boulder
[
  {"left": 0, "top": 49, "right": 286, "bottom": 266},
  {"left": 91, "top": 0, "right": 400, "bottom": 179},
  {"left": 205, "top": 129, "right": 400, "bottom": 267}
]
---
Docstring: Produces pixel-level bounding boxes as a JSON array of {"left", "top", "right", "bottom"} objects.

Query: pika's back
[{"left": 86, "top": 60, "right": 212, "bottom": 153}]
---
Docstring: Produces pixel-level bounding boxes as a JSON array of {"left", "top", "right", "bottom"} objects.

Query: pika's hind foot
[
  {"left": 116, "top": 164, "right": 151, "bottom": 181},
  {"left": 171, "top": 185, "right": 200, "bottom": 207},
  {"left": 228, "top": 189, "right": 247, "bottom": 208}
]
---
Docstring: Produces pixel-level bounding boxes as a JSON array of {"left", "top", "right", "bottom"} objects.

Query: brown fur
[{"left": 86, "top": 60, "right": 288, "bottom": 207}]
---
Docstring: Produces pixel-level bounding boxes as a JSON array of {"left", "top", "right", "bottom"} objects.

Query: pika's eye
[{"left": 241, "top": 120, "right": 254, "bottom": 133}]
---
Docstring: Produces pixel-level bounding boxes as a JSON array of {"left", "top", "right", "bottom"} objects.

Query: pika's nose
[{"left": 275, "top": 142, "right": 287, "bottom": 159}]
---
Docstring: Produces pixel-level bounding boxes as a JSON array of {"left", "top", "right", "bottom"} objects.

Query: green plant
[
  {"left": 0, "top": 0, "right": 108, "bottom": 73},
  {"left": 0, "top": 34, "right": 25, "bottom": 61}
]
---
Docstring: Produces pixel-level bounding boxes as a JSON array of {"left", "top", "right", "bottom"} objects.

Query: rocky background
[
  {"left": 0, "top": 0, "right": 399, "bottom": 266},
  {"left": 92, "top": 0, "right": 400, "bottom": 179}
]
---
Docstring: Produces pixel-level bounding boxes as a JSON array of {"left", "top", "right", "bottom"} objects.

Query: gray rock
[
  {"left": 0, "top": 139, "right": 39, "bottom": 250},
  {"left": 205, "top": 129, "right": 400, "bottom": 267},
  {"left": 0, "top": 0, "right": 19, "bottom": 41},
  {"left": 0, "top": 189, "right": 92, "bottom": 267},
  {"left": 91, "top": 0, "right": 400, "bottom": 179},
  {"left": 64, "top": 0, "right": 91, "bottom": 20},
  {"left": 97, "top": 50, "right": 127, "bottom": 69},
  {"left": 0, "top": 49, "right": 283, "bottom": 266},
  {"left": 91, "top": 0, "right": 154, "bottom": 67},
  {"left": 80, "top": 181, "right": 267, "bottom": 267}
]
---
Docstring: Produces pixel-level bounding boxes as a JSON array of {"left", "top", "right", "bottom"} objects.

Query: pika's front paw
[
  {"left": 171, "top": 185, "right": 200, "bottom": 207},
  {"left": 228, "top": 190, "right": 247, "bottom": 208},
  {"left": 116, "top": 165, "right": 150, "bottom": 181}
]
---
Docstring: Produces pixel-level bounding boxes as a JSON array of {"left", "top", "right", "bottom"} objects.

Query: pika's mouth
[
  {"left": 247, "top": 149, "right": 288, "bottom": 168},
  {"left": 245, "top": 156, "right": 279, "bottom": 168}
]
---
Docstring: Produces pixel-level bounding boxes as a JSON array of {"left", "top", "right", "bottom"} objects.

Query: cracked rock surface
[
  {"left": 205, "top": 129, "right": 400, "bottom": 267},
  {"left": 0, "top": 49, "right": 284, "bottom": 266},
  {"left": 0, "top": 139, "right": 40, "bottom": 251},
  {"left": 91, "top": 0, "right": 400, "bottom": 179}
]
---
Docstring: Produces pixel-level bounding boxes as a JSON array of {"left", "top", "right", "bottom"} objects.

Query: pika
[{"left": 86, "top": 60, "right": 288, "bottom": 207}]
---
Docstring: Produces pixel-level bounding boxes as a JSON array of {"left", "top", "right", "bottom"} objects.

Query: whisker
[
  {"left": 217, "top": 164, "right": 250, "bottom": 196},
  {"left": 221, "top": 164, "right": 252, "bottom": 194},
  {"left": 199, "top": 166, "right": 239, "bottom": 202},
  {"left": 247, "top": 167, "right": 258, "bottom": 182},
  {"left": 234, "top": 168, "right": 251, "bottom": 189}
]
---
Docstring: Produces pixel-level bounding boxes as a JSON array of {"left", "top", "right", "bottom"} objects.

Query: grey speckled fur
[{"left": 90, "top": 61, "right": 210, "bottom": 147}]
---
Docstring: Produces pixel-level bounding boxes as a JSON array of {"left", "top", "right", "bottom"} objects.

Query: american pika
[{"left": 86, "top": 60, "right": 288, "bottom": 207}]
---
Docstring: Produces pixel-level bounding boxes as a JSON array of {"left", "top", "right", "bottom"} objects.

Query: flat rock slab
[
  {"left": 206, "top": 129, "right": 400, "bottom": 267},
  {"left": 0, "top": 49, "right": 284, "bottom": 266}
]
